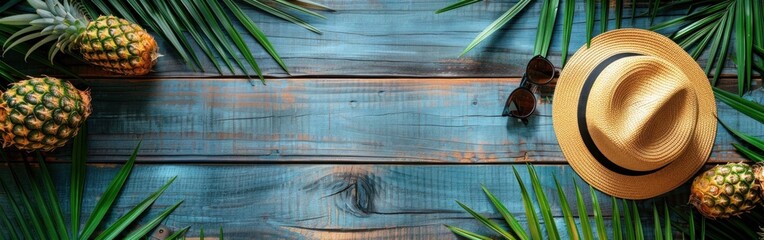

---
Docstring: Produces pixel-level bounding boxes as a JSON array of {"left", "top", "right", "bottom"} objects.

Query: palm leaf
[
  {"left": 586, "top": 0, "right": 595, "bottom": 47},
  {"left": 652, "top": 0, "right": 760, "bottom": 93},
  {"left": 701, "top": 215, "right": 706, "bottom": 239},
  {"left": 20, "top": 162, "right": 60, "bottom": 239},
  {"left": 95, "top": 176, "right": 177, "bottom": 240},
  {"left": 536, "top": 0, "right": 560, "bottom": 57},
  {"left": 513, "top": 166, "right": 542, "bottom": 239},
  {"left": 612, "top": 197, "right": 621, "bottom": 240},
  {"left": 527, "top": 165, "right": 559, "bottom": 240},
  {"left": 449, "top": 166, "right": 682, "bottom": 240},
  {"left": 713, "top": 87, "right": 764, "bottom": 123},
  {"left": 573, "top": 179, "right": 594, "bottom": 240},
  {"left": 444, "top": 225, "right": 493, "bottom": 240},
  {"left": 734, "top": 0, "right": 751, "bottom": 95},
  {"left": 481, "top": 185, "right": 528, "bottom": 240},
  {"left": 664, "top": 204, "right": 672, "bottom": 240},
  {"left": 732, "top": 143, "right": 764, "bottom": 162},
  {"left": 754, "top": 44, "right": 764, "bottom": 59},
  {"left": 719, "top": 120, "right": 764, "bottom": 154},
  {"left": 0, "top": 203, "right": 20, "bottom": 240},
  {"left": 711, "top": 5, "right": 735, "bottom": 86},
  {"left": 590, "top": 187, "right": 606, "bottom": 240},
  {"left": 689, "top": 19, "right": 721, "bottom": 59},
  {"left": 654, "top": 204, "right": 663, "bottom": 240},
  {"left": 186, "top": 0, "right": 254, "bottom": 78},
  {"left": 204, "top": 0, "right": 265, "bottom": 83},
  {"left": 79, "top": 0, "right": 331, "bottom": 79},
  {"left": 599, "top": 0, "right": 608, "bottom": 33},
  {"left": 78, "top": 142, "right": 141, "bottom": 240},
  {"left": 273, "top": 0, "right": 326, "bottom": 19},
  {"left": 0, "top": 177, "right": 34, "bottom": 239},
  {"left": 3, "top": 160, "right": 47, "bottom": 239},
  {"left": 455, "top": 200, "right": 515, "bottom": 239},
  {"left": 435, "top": 0, "right": 482, "bottom": 14},
  {"left": 241, "top": 0, "right": 322, "bottom": 34},
  {"left": 71, "top": 125, "right": 87, "bottom": 239},
  {"left": 614, "top": 0, "right": 622, "bottom": 29},
  {"left": 561, "top": 0, "right": 575, "bottom": 66},
  {"left": 165, "top": 226, "right": 191, "bottom": 240},
  {"left": 688, "top": 210, "right": 695, "bottom": 240},
  {"left": 622, "top": 199, "right": 634, "bottom": 239},
  {"left": 174, "top": 0, "right": 238, "bottom": 74},
  {"left": 632, "top": 201, "right": 644, "bottom": 240},
  {"left": 629, "top": 0, "right": 636, "bottom": 26},
  {"left": 34, "top": 153, "right": 68, "bottom": 240},
  {"left": 222, "top": 0, "right": 289, "bottom": 75},
  {"left": 456, "top": 0, "right": 532, "bottom": 56},
  {"left": 123, "top": 200, "right": 183, "bottom": 240},
  {"left": 703, "top": 6, "right": 730, "bottom": 75},
  {"left": 1, "top": 139, "right": 182, "bottom": 240},
  {"left": 554, "top": 177, "right": 579, "bottom": 240}
]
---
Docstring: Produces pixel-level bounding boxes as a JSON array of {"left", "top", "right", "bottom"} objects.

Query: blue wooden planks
[
  {"left": 67, "top": 77, "right": 760, "bottom": 163},
  {"left": 0, "top": 164, "right": 684, "bottom": 239},
  {"left": 13, "top": 0, "right": 740, "bottom": 78}
]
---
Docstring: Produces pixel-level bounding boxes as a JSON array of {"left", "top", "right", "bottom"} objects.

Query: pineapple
[
  {"left": 0, "top": 76, "right": 91, "bottom": 151},
  {"left": 754, "top": 163, "right": 764, "bottom": 196},
  {"left": 0, "top": 0, "right": 158, "bottom": 75},
  {"left": 689, "top": 163, "right": 761, "bottom": 219}
]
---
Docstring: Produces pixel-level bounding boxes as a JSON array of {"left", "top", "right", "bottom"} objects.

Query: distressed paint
[
  {"left": 0, "top": 164, "right": 680, "bottom": 239},
  {"left": 0, "top": 0, "right": 761, "bottom": 239},
  {"left": 66, "top": 77, "right": 761, "bottom": 163},
  {"left": 14, "top": 0, "right": 740, "bottom": 78}
]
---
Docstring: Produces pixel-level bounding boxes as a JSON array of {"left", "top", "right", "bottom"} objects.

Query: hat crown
[{"left": 587, "top": 56, "right": 698, "bottom": 172}]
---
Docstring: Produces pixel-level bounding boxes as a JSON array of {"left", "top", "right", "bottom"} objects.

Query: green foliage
[
  {"left": 533, "top": 0, "right": 559, "bottom": 58},
  {"left": 652, "top": 0, "right": 763, "bottom": 96},
  {"left": 0, "top": 0, "right": 331, "bottom": 82},
  {"left": 0, "top": 135, "right": 181, "bottom": 239},
  {"left": 714, "top": 87, "right": 764, "bottom": 162},
  {"left": 81, "top": 0, "right": 331, "bottom": 82},
  {"left": 448, "top": 164, "right": 682, "bottom": 240}
]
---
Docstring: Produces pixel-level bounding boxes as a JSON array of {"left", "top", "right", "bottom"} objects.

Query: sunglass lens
[
  {"left": 503, "top": 88, "right": 536, "bottom": 118},
  {"left": 527, "top": 56, "right": 554, "bottom": 85}
]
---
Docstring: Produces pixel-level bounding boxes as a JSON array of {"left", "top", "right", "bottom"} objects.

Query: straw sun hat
[{"left": 552, "top": 28, "right": 717, "bottom": 200}]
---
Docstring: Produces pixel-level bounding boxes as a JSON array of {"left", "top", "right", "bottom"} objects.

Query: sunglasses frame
[{"left": 502, "top": 55, "right": 559, "bottom": 122}]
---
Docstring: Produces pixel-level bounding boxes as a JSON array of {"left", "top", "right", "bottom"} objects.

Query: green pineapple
[
  {"left": 689, "top": 162, "right": 761, "bottom": 219},
  {"left": 0, "top": 76, "right": 91, "bottom": 151},
  {"left": 0, "top": 0, "right": 158, "bottom": 75}
]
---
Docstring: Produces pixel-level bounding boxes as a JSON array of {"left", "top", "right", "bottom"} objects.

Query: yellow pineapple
[
  {"left": 0, "top": 0, "right": 158, "bottom": 75},
  {"left": 0, "top": 76, "right": 91, "bottom": 151},
  {"left": 689, "top": 163, "right": 761, "bottom": 219}
]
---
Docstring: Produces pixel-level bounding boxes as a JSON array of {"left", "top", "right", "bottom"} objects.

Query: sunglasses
[{"left": 502, "top": 55, "right": 559, "bottom": 123}]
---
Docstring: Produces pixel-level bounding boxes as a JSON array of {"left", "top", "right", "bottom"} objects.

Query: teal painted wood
[
  {"left": 0, "top": 164, "right": 686, "bottom": 239},
  {"left": 70, "top": 77, "right": 760, "bottom": 163},
  {"left": 14, "top": 0, "right": 739, "bottom": 78}
]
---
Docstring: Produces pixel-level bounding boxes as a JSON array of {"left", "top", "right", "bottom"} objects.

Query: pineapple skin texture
[
  {"left": 79, "top": 16, "right": 158, "bottom": 76},
  {"left": 690, "top": 163, "right": 761, "bottom": 219},
  {"left": 0, "top": 77, "right": 91, "bottom": 151}
]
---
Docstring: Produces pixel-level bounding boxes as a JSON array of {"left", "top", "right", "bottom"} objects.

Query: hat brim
[{"left": 552, "top": 28, "right": 717, "bottom": 200}]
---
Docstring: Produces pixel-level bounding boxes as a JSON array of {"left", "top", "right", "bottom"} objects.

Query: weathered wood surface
[
  {"left": 15, "top": 0, "right": 741, "bottom": 78},
  {"left": 0, "top": 164, "right": 686, "bottom": 239},
  {"left": 2, "top": 0, "right": 763, "bottom": 239},
  {"left": 65, "top": 77, "right": 761, "bottom": 163}
]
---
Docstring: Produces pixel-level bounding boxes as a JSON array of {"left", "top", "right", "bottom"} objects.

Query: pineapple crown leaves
[{"left": 0, "top": 0, "right": 88, "bottom": 62}]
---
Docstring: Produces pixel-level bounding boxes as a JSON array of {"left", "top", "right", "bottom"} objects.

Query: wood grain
[
  {"left": 0, "top": 164, "right": 686, "bottom": 239},
  {"left": 66, "top": 77, "right": 762, "bottom": 163},
  {"left": 13, "top": 0, "right": 741, "bottom": 78}
]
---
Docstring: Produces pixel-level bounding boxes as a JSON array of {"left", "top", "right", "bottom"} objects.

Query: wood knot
[{"left": 305, "top": 168, "right": 377, "bottom": 216}]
